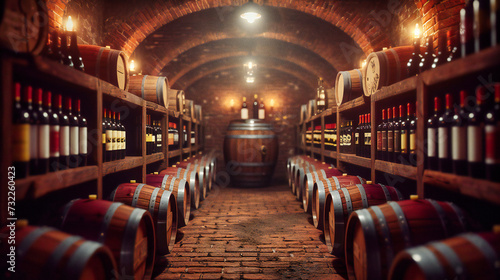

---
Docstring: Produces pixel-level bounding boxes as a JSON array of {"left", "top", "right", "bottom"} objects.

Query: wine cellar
[{"left": 1, "top": 0, "right": 500, "bottom": 279}]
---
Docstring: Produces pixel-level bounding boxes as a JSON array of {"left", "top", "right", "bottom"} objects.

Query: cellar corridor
[{"left": 153, "top": 182, "right": 346, "bottom": 280}]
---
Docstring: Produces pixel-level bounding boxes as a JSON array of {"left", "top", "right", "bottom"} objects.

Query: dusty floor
[{"left": 153, "top": 182, "right": 347, "bottom": 279}]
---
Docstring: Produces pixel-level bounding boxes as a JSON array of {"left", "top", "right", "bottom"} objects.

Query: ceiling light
[
  {"left": 246, "top": 76, "right": 255, "bottom": 83},
  {"left": 241, "top": 11, "right": 261, "bottom": 23},
  {"left": 240, "top": 1, "right": 262, "bottom": 23}
]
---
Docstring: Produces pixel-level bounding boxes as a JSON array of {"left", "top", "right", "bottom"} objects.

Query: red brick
[{"left": 224, "top": 267, "right": 261, "bottom": 274}]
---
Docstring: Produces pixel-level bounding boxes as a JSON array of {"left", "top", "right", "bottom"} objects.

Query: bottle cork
[
  {"left": 154, "top": 172, "right": 158, "bottom": 175},
  {"left": 366, "top": 181, "right": 373, "bottom": 185},
  {"left": 173, "top": 165, "right": 177, "bottom": 167},
  {"left": 322, "top": 162, "right": 326, "bottom": 164},
  {"left": 493, "top": 225, "right": 500, "bottom": 234},
  {"left": 328, "top": 166, "right": 333, "bottom": 169},
  {"left": 16, "top": 219, "right": 29, "bottom": 228},
  {"left": 130, "top": 180, "right": 136, "bottom": 183},
  {"left": 343, "top": 173, "right": 348, "bottom": 176},
  {"left": 89, "top": 194, "right": 97, "bottom": 200},
  {"left": 410, "top": 195, "right": 419, "bottom": 200}
]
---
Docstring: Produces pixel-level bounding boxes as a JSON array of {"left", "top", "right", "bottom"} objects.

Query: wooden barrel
[
  {"left": 146, "top": 174, "right": 191, "bottom": 227},
  {"left": 0, "top": 0, "right": 48, "bottom": 54},
  {"left": 177, "top": 162, "right": 208, "bottom": 200},
  {"left": 302, "top": 167, "right": 343, "bottom": 213},
  {"left": 168, "top": 89, "right": 185, "bottom": 112},
  {"left": 335, "top": 69, "right": 363, "bottom": 105},
  {"left": 159, "top": 167, "right": 200, "bottom": 209},
  {"left": 289, "top": 156, "right": 315, "bottom": 193},
  {"left": 323, "top": 183, "right": 403, "bottom": 256},
  {"left": 185, "top": 99, "right": 194, "bottom": 119},
  {"left": 362, "top": 46, "right": 425, "bottom": 96},
  {"left": 223, "top": 119, "right": 278, "bottom": 187},
  {"left": 59, "top": 198, "right": 156, "bottom": 280},
  {"left": 128, "top": 75, "right": 169, "bottom": 108},
  {"left": 345, "top": 199, "right": 468, "bottom": 280},
  {"left": 110, "top": 183, "right": 177, "bottom": 255},
  {"left": 312, "top": 174, "right": 365, "bottom": 230},
  {"left": 194, "top": 104, "right": 202, "bottom": 122},
  {"left": 78, "top": 45, "right": 129, "bottom": 90},
  {"left": 306, "top": 99, "right": 316, "bottom": 119},
  {"left": 388, "top": 231, "right": 500, "bottom": 280},
  {"left": 0, "top": 225, "right": 118, "bottom": 279}
]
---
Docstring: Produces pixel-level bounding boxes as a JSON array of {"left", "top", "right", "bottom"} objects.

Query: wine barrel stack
[{"left": 286, "top": 155, "right": 499, "bottom": 280}]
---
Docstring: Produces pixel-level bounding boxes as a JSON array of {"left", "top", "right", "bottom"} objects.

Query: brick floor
[{"left": 153, "top": 183, "right": 347, "bottom": 279}]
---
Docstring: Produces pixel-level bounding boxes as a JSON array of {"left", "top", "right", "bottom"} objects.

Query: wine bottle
[
  {"left": 447, "top": 30, "right": 461, "bottom": 62},
  {"left": 105, "top": 109, "right": 113, "bottom": 162},
  {"left": 339, "top": 122, "right": 344, "bottom": 153},
  {"left": 382, "top": 109, "right": 389, "bottom": 161},
  {"left": 241, "top": 97, "right": 249, "bottom": 119},
  {"left": 69, "top": 31, "right": 84, "bottom": 71},
  {"left": 427, "top": 97, "right": 440, "bottom": 170},
  {"left": 157, "top": 120, "right": 163, "bottom": 153},
  {"left": 401, "top": 103, "right": 411, "bottom": 165},
  {"left": 23, "top": 86, "right": 38, "bottom": 174},
  {"left": 432, "top": 31, "right": 448, "bottom": 69},
  {"left": 58, "top": 95, "right": 70, "bottom": 170},
  {"left": 173, "top": 123, "right": 179, "bottom": 149},
  {"left": 452, "top": 90, "right": 468, "bottom": 175},
  {"left": 473, "top": 0, "right": 491, "bottom": 53},
  {"left": 190, "top": 124, "right": 195, "bottom": 146},
  {"left": 492, "top": 0, "right": 500, "bottom": 46},
  {"left": 394, "top": 107, "right": 402, "bottom": 163},
  {"left": 60, "top": 32, "right": 74, "bottom": 68},
  {"left": 316, "top": 77, "right": 326, "bottom": 113},
  {"left": 67, "top": 98, "right": 79, "bottom": 168},
  {"left": 48, "top": 30, "right": 63, "bottom": 63},
  {"left": 313, "top": 126, "right": 321, "bottom": 148},
  {"left": 355, "top": 115, "right": 362, "bottom": 157},
  {"left": 145, "top": 115, "right": 150, "bottom": 155},
  {"left": 377, "top": 109, "right": 386, "bottom": 161},
  {"left": 76, "top": 99, "right": 87, "bottom": 166},
  {"left": 35, "top": 89, "right": 49, "bottom": 175},
  {"left": 409, "top": 103, "right": 418, "bottom": 166},
  {"left": 346, "top": 121, "right": 353, "bottom": 154},
  {"left": 364, "top": 114, "right": 371, "bottom": 158},
  {"left": 387, "top": 108, "right": 395, "bottom": 162},
  {"left": 468, "top": 86, "right": 486, "bottom": 178},
  {"left": 153, "top": 119, "right": 158, "bottom": 153},
  {"left": 438, "top": 94, "right": 453, "bottom": 173},
  {"left": 111, "top": 112, "right": 118, "bottom": 158},
  {"left": 12, "top": 83, "right": 30, "bottom": 178},
  {"left": 168, "top": 122, "right": 174, "bottom": 149},
  {"left": 485, "top": 83, "right": 500, "bottom": 181},
  {"left": 419, "top": 37, "right": 435, "bottom": 73},
  {"left": 119, "top": 112, "right": 126, "bottom": 159},
  {"left": 253, "top": 94, "right": 259, "bottom": 119},
  {"left": 407, "top": 24, "right": 422, "bottom": 77},
  {"left": 258, "top": 98, "right": 265, "bottom": 120},
  {"left": 461, "top": 2, "right": 475, "bottom": 57},
  {"left": 45, "top": 91, "right": 60, "bottom": 172},
  {"left": 183, "top": 125, "right": 188, "bottom": 148},
  {"left": 332, "top": 123, "right": 337, "bottom": 152},
  {"left": 102, "top": 108, "right": 108, "bottom": 162}
]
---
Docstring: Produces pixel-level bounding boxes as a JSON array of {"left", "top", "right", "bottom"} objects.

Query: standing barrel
[
  {"left": 323, "top": 183, "right": 403, "bottom": 256},
  {"left": 128, "top": 75, "right": 169, "bottom": 108},
  {"left": 223, "top": 119, "right": 279, "bottom": 187},
  {"left": 159, "top": 167, "right": 200, "bottom": 209},
  {"left": 345, "top": 199, "right": 468, "bottom": 280},
  {"left": 312, "top": 174, "right": 365, "bottom": 229},
  {"left": 0, "top": 224, "right": 118, "bottom": 280},
  {"left": 335, "top": 69, "right": 363, "bottom": 105},
  {"left": 78, "top": 45, "right": 129, "bottom": 90},
  {"left": 59, "top": 198, "right": 156, "bottom": 280},
  {"left": 111, "top": 183, "right": 177, "bottom": 255},
  {"left": 0, "top": 0, "right": 48, "bottom": 54},
  {"left": 388, "top": 231, "right": 500, "bottom": 280},
  {"left": 302, "top": 167, "right": 343, "bottom": 213},
  {"left": 146, "top": 174, "right": 191, "bottom": 227}
]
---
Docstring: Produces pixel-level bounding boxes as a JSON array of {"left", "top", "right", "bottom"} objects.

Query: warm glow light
[
  {"left": 230, "top": 99, "right": 235, "bottom": 107},
  {"left": 248, "top": 61, "right": 253, "bottom": 69},
  {"left": 361, "top": 59, "right": 367, "bottom": 68},
  {"left": 270, "top": 99, "right": 274, "bottom": 107},
  {"left": 414, "top": 23, "right": 420, "bottom": 38},
  {"left": 66, "top": 16, "right": 74, "bottom": 32},
  {"left": 240, "top": 12, "right": 262, "bottom": 23},
  {"left": 130, "top": 60, "right": 136, "bottom": 71},
  {"left": 246, "top": 76, "right": 255, "bottom": 83}
]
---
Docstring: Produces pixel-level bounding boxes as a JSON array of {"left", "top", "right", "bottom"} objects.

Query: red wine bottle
[
  {"left": 427, "top": 97, "right": 440, "bottom": 170},
  {"left": 118, "top": 112, "right": 126, "bottom": 159},
  {"left": 332, "top": 123, "right": 337, "bottom": 152},
  {"left": 35, "top": 88, "right": 49, "bottom": 175},
  {"left": 112, "top": 112, "right": 118, "bottom": 160},
  {"left": 401, "top": 103, "right": 411, "bottom": 165},
  {"left": 447, "top": 30, "right": 460, "bottom": 62},
  {"left": 156, "top": 119, "right": 162, "bottom": 153},
  {"left": 48, "top": 30, "right": 63, "bottom": 63},
  {"left": 419, "top": 37, "right": 435, "bottom": 73},
  {"left": 432, "top": 31, "right": 448, "bottom": 69},
  {"left": 106, "top": 109, "right": 113, "bottom": 162},
  {"left": 394, "top": 106, "right": 402, "bottom": 163},
  {"left": 102, "top": 108, "right": 108, "bottom": 162},
  {"left": 452, "top": 90, "right": 468, "bottom": 175},
  {"left": 60, "top": 32, "right": 74, "bottom": 68},
  {"left": 183, "top": 125, "right": 188, "bottom": 148},
  {"left": 23, "top": 86, "right": 38, "bottom": 175},
  {"left": 76, "top": 100, "right": 87, "bottom": 167},
  {"left": 69, "top": 32, "right": 84, "bottom": 72},
  {"left": 492, "top": 0, "right": 500, "bottom": 46},
  {"left": 12, "top": 83, "right": 30, "bottom": 178},
  {"left": 253, "top": 94, "right": 259, "bottom": 119},
  {"left": 407, "top": 28, "right": 422, "bottom": 77},
  {"left": 461, "top": 2, "right": 475, "bottom": 57},
  {"left": 438, "top": 94, "right": 453, "bottom": 173},
  {"left": 467, "top": 86, "right": 486, "bottom": 178},
  {"left": 58, "top": 95, "right": 70, "bottom": 170},
  {"left": 355, "top": 115, "right": 362, "bottom": 157},
  {"left": 387, "top": 108, "right": 395, "bottom": 162},
  {"left": 377, "top": 109, "right": 386, "bottom": 161},
  {"left": 473, "top": 0, "right": 491, "bottom": 53},
  {"left": 67, "top": 98, "right": 79, "bottom": 168},
  {"left": 409, "top": 103, "right": 418, "bottom": 166},
  {"left": 485, "top": 84, "right": 500, "bottom": 181},
  {"left": 173, "top": 123, "right": 179, "bottom": 149},
  {"left": 364, "top": 114, "right": 371, "bottom": 158},
  {"left": 45, "top": 91, "right": 60, "bottom": 172}
]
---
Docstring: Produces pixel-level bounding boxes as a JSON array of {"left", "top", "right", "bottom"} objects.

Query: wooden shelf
[
  {"left": 305, "top": 146, "right": 312, "bottom": 152},
  {"left": 311, "top": 147, "right": 322, "bottom": 154},
  {"left": 374, "top": 160, "right": 417, "bottom": 180},
  {"left": 371, "top": 76, "right": 417, "bottom": 102},
  {"left": 182, "top": 148, "right": 191, "bottom": 154},
  {"left": 338, "top": 96, "right": 367, "bottom": 113},
  {"left": 181, "top": 114, "right": 191, "bottom": 122},
  {"left": 338, "top": 153, "right": 371, "bottom": 169},
  {"left": 101, "top": 81, "right": 144, "bottom": 107},
  {"left": 421, "top": 45, "right": 500, "bottom": 86},
  {"left": 168, "top": 110, "right": 181, "bottom": 119},
  {"left": 168, "top": 149, "right": 182, "bottom": 158},
  {"left": 15, "top": 166, "right": 99, "bottom": 200},
  {"left": 146, "top": 152, "right": 165, "bottom": 164},
  {"left": 423, "top": 170, "right": 500, "bottom": 205},
  {"left": 324, "top": 150, "right": 337, "bottom": 159},
  {"left": 146, "top": 101, "right": 168, "bottom": 114},
  {"left": 103, "top": 156, "right": 143, "bottom": 176}
]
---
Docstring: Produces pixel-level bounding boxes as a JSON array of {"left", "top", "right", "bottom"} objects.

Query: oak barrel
[
  {"left": 78, "top": 45, "right": 129, "bottom": 90},
  {"left": 335, "top": 69, "right": 363, "bottom": 105},
  {"left": 59, "top": 198, "right": 156, "bottom": 280},
  {"left": 168, "top": 89, "right": 185, "bottom": 112},
  {"left": 1, "top": 225, "right": 118, "bottom": 280},
  {"left": 146, "top": 174, "right": 191, "bottom": 227},
  {"left": 302, "top": 167, "right": 343, "bottom": 213},
  {"left": 159, "top": 167, "right": 200, "bottom": 209},
  {"left": 312, "top": 174, "right": 365, "bottom": 229},
  {"left": 111, "top": 183, "right": 178, "bottom": 255},
  {"left": 128, "top": 75, "right": 169, "bottom": 108},
  {"left": 345, "top": 199, "right": 468, "bottom": 280},
  {"left": 323, "top": 183, "right": 403, "bottom": 256},
  {"left": 177, "top": 161, "right": 209, "bottom": 200},
  {"left": 185, "top": 99, "right": 194, "bottom": 119},
  {"left": 388, "top": 231, "right": 500, "bottom": 280},
  {"left": 223, "top": 119, "right": 278, "bottom": 187},
  {"left": 0, "top": 0, "right": 48, "bottom": 54}
]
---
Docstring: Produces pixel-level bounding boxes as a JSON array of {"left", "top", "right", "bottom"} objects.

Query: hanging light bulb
[
  {"left": 66, "top": 16, "right": 74, "bottom": 32},
  {"left": 240, "top": 1, "right": 262, "bottom": 23},
  {"left": 414, "top": 23, "right": 421, "bottom": 39},
  {"left": 246, "top": 76, "right": 255, "bottom": 83},
  {"left": 130, "top": 59, "right": 136, "bottom": 71}
]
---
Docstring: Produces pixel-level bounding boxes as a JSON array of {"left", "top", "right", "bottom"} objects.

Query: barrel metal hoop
[
  {"left": 319, "top": 169, "right": 327, "bottom": 179},
  {"left": 156, "top": 76, "right": 165, "bottom": 105},
  {"left": 161, "top": 174, "right": 170, "bottom": 190},
  {"left": 141, "top": 75, "right": 149, "bottom": 99},
  {"left": 65, "top": 241, "right": 104, "bottom": 280},
  {"left": 177, "top": 168, "right": 182, "bottom": 178},
  {"left": 331, "top": 190, "right": 345, "bottom": 255},
  {"left": 131, "top": 184, "right": 146, "bottom": 207},
  {"left": 325, "top": 178, "right": 333, "bottom": 192},
  {"left": 17, "top": 227, "right": 52, "bottom": 260},
  {"left": 231, "top": 162, "right": 275, "bottom": 167},
  {"left": 427, "top": 199, "right": 449, "bottom": 238},
  {"left": 156, "top": 191, "right": 170, "bottom": 253},
  {"left": 449, "top": 202, "right": 467, "bottom": 232},
  {"left": 344, "top": 71, "right": 352, "bottom": 97},
  {"left": 110, "top": 187, "right": 118, "bottom": 201},
  {"left": 372, "top": 205, "right": 395, "bottom": 266},
  {"left": 332, "top": 176, "right": 341, "bottom": 189},
  {"left": 405, "top": 247, "right": 447, "bottom": 280},
  {"left": 341, "top": 188, "right": 353, "bottom": 215},
  {"left": 225, "top": 135, "right": 276, "bottom": 139},
  {"left": 356, "top": 176, "right": 365, "bottom": 184},
  {"left": 388, "top": 201, "right": 412, "bottom": 248},
  {"left": 355, "top": 184, "right": 369, "bottom": 208},
  {"left": 378, "top": 184, "right": 392, "bottom": 201},
  {"left": 227, "top": 127, "right": 273, "bottom": 131},
  {"left": 44, "top": 236, "right": 82, "bottom": 278},
  {"left": 149, "top": 188, "right": 161, "bottom": 214},
  {"left": 169, "top": 177, "right": 176, "bottom": 192},
  {"left": 98, "top": 202, "right": 123, "bottom": 244},
  {"left": 461, "top": 233, "right": 500, "bottom": 278},
  {"left": 429, "top": 241, "right": 466, "bottom": 278},
  {"left": 356, "top": 209, "right": 382, "bottom": 279},
  {"left": 95, "top": 47, "right": 105, "bottom": 79},
  {"left": 120, "top": 208, "right": 148, "bottom": 277}
]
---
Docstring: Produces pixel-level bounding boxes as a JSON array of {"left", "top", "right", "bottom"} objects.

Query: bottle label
[
  {"left": 80, "top": 127, "right": 87, "bottom": 154},
  {"left": 30, "top": 124, "right": 38, "bottom": 159},
  {"left": 174, "top": 133, "right": 179, "bottom": 143},
  {"left": 152, "top": 135, "right": 156, "bottom": 144},
  {"left": 106, "top": 130, "right": 113, "bottom": 151},
  {"left": 467, "top": 125, "right": 483, "bottom": 162},
  {"left": 70, "top": 126, "right": 79, "bottom": 155},
  {"left": 365, "top": 132, "right": 371, "bottom": 146},
  {"left": 123, "top": 131, "right": 126, "bottom": 151},
  {"left": 452, "top": 126, "right": 466, "bottom": 160},
  {"left": 333, "top": 134, "right": 337, "bottom": 146},
  {"left": 60, "top": 126, "right": 70, "bottom": 156},
  {"left": 427, "top": 128, "right": 436, "bottom": 157},
  {"left": 438, "top": 127, "right": 448, "bottom": 159},
  {"left": 241, "top": 108, "right": 248, "bottom": 119},
  {"left": 486, "top": 124, "right": 500, "bottom": 164},
  {"left": 38, "top": 124, "right": 50, "bottom": 159},
  {"left": 382, "top": 131, "right": 387, "bottom": 152},
  {"left": 102, "top": 132, "right": 106, "bottom": 144},
  {"left": 377, "top": 131, "right": 382, "bottom": 151},
  {"left": 50, "top": 125, "right": 60, "bottom": 157},
  {"left": 344, "top": 134, "right": 351, "bottom": 146},
  {"left": 355, "top": 133, "right": 359, "bottom": 145},
  {"left": 191, "top": 136, "right": 195, "bottom": 144},
  {"left": 394, "top": 130, "right": 400, "bottom": 153},
  {"left": 258, "top": 109, "right": 265, "bottom": 119},
  {"left": 410, "top": 130, "right": 416, "bottom": 153},
  {"left": 13, "top": 124, "right": 30, "bottom": 162},
  {"left": 168, "top": 134, "right": 174, "bottom": 145},
  {"left": 113, "top": 130, "right": 118, "bottom": 151},
  {"left": 388, "top": 130, "right": 394, "bottom": 152},
  {"left": 401, "top": 130, "right": 407, "bottom": 152}
]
